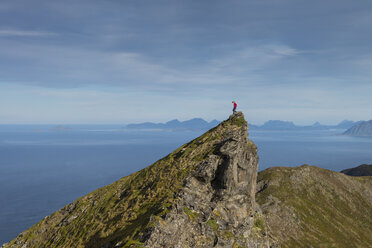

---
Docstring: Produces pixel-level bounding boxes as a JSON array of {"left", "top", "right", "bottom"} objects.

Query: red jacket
[{"left": 233, "top": 102, "right": 237, "bottom": 108}]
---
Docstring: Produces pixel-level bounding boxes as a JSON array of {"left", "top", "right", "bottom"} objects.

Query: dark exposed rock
[{"left": 341, "top": 164, "right": 372, "bottom": 176}]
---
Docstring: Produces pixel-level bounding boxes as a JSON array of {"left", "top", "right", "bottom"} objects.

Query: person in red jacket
[{"left": 232, "top": 101, "right": 237, "bottom": 113}]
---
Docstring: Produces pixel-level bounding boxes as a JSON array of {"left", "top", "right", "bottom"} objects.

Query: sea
[{"left": 1, "top": 124, "right": 372, "bottom": 244}]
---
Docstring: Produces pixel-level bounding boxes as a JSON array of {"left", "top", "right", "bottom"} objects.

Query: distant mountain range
[
  {"left": 343, "top": 120, "right": 372, "bottom": 136},
  {"left": 126, "top": 118, "right": 359, "bottom": 131},
  {"left": 249, "top": 119, "right": 359, "bottom": 130},
  {"left": 126, "top": 118, "right": 220, "bottom": 130}
]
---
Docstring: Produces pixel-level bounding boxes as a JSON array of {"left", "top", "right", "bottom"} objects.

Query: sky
[{"left": 0, "top": 0, "right": 372, "bottom": 125}]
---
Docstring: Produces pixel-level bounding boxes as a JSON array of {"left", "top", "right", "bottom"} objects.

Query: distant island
[
  {"left": 126, "top": 118, "right": 358, "bottom": 131},
  {"left": 249, "top": 119, "right": 358, "bottom": 130},
  {"left": 343, "top": 120, "right": 372, "bottom": 136},
  {"left": 125, "top": 118, "right": 220, "bottom": 131},
  {"left": 341, "top": 164, "right": 372, "bottom": 176}
]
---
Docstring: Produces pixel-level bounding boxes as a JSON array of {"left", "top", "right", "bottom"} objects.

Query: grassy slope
[
  {"left": 5, "top": 115, "right": 247, "bottom": 248},
  {"left": 256, "top": 165, "right": 372, "bottom": 248}
]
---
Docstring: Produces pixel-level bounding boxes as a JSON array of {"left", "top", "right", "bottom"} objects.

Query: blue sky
[{"left": 1, "top": 0, "right": 372, "bottom": 124}]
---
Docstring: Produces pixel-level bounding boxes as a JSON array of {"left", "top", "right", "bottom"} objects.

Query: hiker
[{"left": 232, "top": 101, "right": 237, "bottom": 113}]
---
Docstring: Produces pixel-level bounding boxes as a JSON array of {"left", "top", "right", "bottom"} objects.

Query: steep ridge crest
[{"left": 4, "top": 112, "right": 270, "bottom": 248}]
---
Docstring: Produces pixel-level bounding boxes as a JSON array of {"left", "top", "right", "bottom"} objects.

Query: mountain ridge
[
  {"left": 3, "top": 113, "right": 372, "bottom": 248},
  {"left": 256, "top": 165, "right": 372, "bottom": 247},
  {"left": 3, "top": 112, "right": 271, "bottom": 248}
]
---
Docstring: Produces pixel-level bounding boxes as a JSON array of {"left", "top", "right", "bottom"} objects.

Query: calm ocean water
[{"left": 1, "top": 125, "right": 372, "bottom": 244}]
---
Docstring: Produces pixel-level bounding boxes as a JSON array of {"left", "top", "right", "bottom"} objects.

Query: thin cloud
[
  {"left": 209, "top": 44, "right": 301, "bottom": 72},
  {"left": 0, "top": 29, "right": 56, "bottom": 37},
  {"left": 351, "top": 56, "right": 372, "bottom": 70},
  {"left": 267, "top": 45, "right": 300, "bottom": 57},
  {"left": 0, "top": 0, "right": 372, "bottom": 123}
]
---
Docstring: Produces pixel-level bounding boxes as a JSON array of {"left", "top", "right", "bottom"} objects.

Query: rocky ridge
[
  {"left": 5, "top": 112, "right": 372, "bottom": 248},
  {"left": 3, "top": 112, "right": 271, "bottom": 248},
  {"left": 256, "top": 165, "right": 372, "bottom": 247}
]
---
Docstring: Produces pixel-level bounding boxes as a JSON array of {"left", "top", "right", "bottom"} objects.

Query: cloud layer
[{"left": 1, "top": 0, "right": 372, "bottom": 123}]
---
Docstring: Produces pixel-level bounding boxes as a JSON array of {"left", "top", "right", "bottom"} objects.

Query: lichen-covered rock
[{"left": 4, "top": 112, "right": 272, "bottom": 248}]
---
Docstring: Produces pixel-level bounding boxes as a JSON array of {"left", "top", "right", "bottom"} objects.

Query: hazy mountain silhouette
[
  {"left": 126, "top": 118, "right": 220, "bottom": 130},
  {"left": 126, "top": 118, "right": 359, "bottom": 131}
]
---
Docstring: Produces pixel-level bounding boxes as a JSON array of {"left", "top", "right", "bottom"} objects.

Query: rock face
[
  {"left": 145, "top": 113, "right": 263, "bottom": 248},
  {"left": 4, "top": 112, "right": 270, "bottom": 248},
  {"left": 343, "top": 120, "right": 372, "bottom": 136}
]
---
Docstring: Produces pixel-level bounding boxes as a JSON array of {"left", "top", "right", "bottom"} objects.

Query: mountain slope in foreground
[
  {"left": 256, "top": 165, "right": 372, "bottom": 248},
  {"left": 4, "top": 112, "right": 271, "bottom": 248},
  {"left": 4, "top": 112, "right": 372, "bottom": 248}
]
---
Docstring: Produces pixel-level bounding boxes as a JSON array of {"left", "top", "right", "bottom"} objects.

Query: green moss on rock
[
  {"left": 183, "top": 207, "right": 199, "bottom": 221},
  {"left": 254, "top": 218, "right": 265, "bottom": 231},
  {"left": 231, "top": 116, "right": 246, "bottom": 127},
  {"left": 206, "top": 218, "right": 219, "bottom": 232}
]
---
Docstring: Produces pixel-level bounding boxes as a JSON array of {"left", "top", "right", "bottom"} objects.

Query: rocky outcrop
[
  {"left": 5, "top": 112, "right": 372, "bottom": 248},
  {"left": 144, "top": 113, "right": 264, "bottom": 247},
  {"left": 4, "top": 112, "right": 271, "bottom": 248}
]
